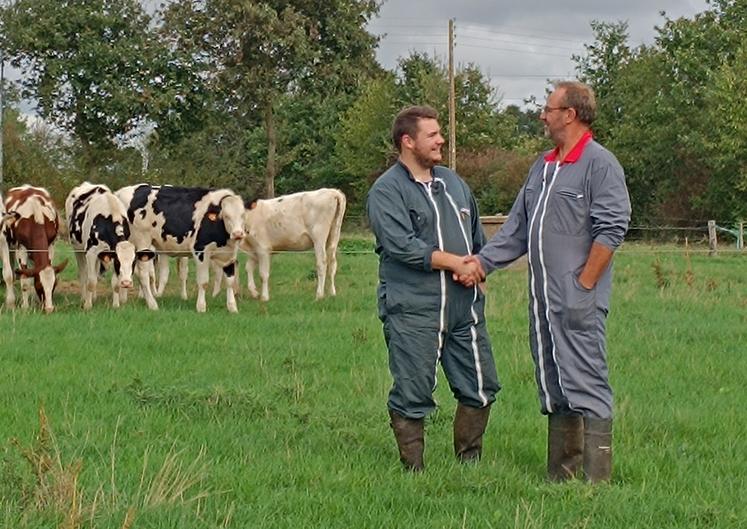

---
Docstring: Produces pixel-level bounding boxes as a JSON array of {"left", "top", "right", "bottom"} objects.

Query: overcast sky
[
  {"left": 3, "top": 0, "right": 711, "bottom": 115},
  {"left": 367, "top": 0, "right": 710, "bottom": 108}
]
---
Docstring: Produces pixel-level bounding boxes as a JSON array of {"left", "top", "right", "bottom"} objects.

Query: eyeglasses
[
  {"left": 542, "top": 105, "right": 570, "bottom": 113},
  {"left": 542, "top": 105, "right": 571, "bottom": 114}
]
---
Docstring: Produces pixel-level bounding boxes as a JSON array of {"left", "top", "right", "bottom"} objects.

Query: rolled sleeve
[
  {"left": 590, "top": 158, "right": 631, "bottom": 251},
  {"left": 367, "top": 185, "right": 435, "bottom": 271}
]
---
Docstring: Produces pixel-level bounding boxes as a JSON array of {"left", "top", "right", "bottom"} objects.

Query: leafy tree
[
  {"left": 574, "top": 20, "right": 631, "bottom": 144},
  {"left": 1, "top": 0, "right": 201, "bottom": 174},
  {"left": 161, "top": 0, "right": 380, "bottom": 197}
]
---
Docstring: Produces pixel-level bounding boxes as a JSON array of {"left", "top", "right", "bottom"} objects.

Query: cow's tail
[{"left": 327, "top": 189, "right": 347, "bottom": 251}]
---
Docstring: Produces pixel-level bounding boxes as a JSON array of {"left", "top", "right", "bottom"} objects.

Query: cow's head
[
  {"left": 218, "top": 194, "right": 246, "bottom": 240},
  {"left": 113, "top": 241, "right": 136, "bottom": 289},
  {"left": 15, "top": 259, "right": 68, "bottom": 313}
]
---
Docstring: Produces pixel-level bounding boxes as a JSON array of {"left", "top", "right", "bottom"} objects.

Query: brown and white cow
[
  {"left": 116, "top": 184, "right": 245, "bottom": 313},
  {"left": 65, "top": 182, "right": 158, "bottom": 310},
  {"left": 222, "top": 188, "right": 346, "bottom": 302},
  {"left": 3, "top": 185, "right": 68, "bottom": 312}
]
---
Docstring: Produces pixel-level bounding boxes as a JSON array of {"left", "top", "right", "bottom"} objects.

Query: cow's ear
[
  {"left": 207, "top": 212, "right": 219, "bottom": 222},
  {"left": 2, "top": 211, "right": 20, "bottom": 227},
  {"left": 245, "top": 200, "right": 258, "bottom": 210},
  {"left": 53, "top": 259, "right": 69, "bottom": 274},
  {"left": 136, "top": 249, "right": 156, "bottom": 262},
  {"left": 15, "top": 266, "right": 33, "bottom": 278}
]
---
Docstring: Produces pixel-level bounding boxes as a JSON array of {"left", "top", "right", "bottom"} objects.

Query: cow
[
  {"left": 65, "top": 182, "right": 158, "bottom": 310},
  {"left": 3, "top": 185, "right": 68, "bottom": 313},
  {"left": 116, "top": 184, "right": 245, "bottom": 313},
  {"left": 219, "top": 188, "right": 346, "bottom": 302},
  {"left": 1, "top": 194, "right": 15, "bottom": 308}
]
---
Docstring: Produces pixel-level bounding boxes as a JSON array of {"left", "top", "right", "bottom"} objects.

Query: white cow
[
  {"left": 117, "top": 184, "right": 245, "bottom": 313},
  {"left": 222, "top": 188, "right": 346, "bottom": 301},
  {"left": 65, "top": 182, "right": 158, "bottom": 310}
]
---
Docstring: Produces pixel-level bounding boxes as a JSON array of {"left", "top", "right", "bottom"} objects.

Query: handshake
[{"left": 452, "top": 255, "right": 486, "bottom": 287}]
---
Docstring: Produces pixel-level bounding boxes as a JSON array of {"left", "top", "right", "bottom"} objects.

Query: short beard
[{"left": 414, "top": 150, "right": 438, "bottom": 169}]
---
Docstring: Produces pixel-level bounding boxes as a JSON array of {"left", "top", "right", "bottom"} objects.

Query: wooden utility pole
[{"left": 448, "top": 18, "right": 456, "bottom": 171}]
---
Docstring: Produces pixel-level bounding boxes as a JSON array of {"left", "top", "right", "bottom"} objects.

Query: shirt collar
[{"left": 544, "top": 131, "right": 593, "bottom": 163}]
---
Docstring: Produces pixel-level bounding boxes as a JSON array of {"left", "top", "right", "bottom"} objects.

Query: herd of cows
[{"left": 0, "top": 183, "right": 347, "bottom": 313}]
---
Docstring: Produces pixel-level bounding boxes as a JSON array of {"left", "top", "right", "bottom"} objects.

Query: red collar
[{"left": 544, "top": 131, "right": 593, "bottom": 163}]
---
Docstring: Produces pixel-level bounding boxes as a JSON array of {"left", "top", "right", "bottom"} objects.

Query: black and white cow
[
  {"left": 65, "top": 182, "right": 158, "bottom": 310},
  {"left": 116, "top": 184, "right": 245, "bottom": 313}
]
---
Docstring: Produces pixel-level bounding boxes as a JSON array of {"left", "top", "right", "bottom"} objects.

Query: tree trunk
[
  {"left": 79, "top": 137, "right": 98, "bottom": 179},
  {"left": 264, "top": 98, "right": 276, "bottom": 198}
]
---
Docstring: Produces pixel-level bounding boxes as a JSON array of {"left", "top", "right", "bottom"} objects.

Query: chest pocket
[
  {"left": 549, "top": 187, "right": 589, "bottom": 236},
  {"left": 409, "top": 208, "right": 429, "bottom": 237},
  {"left": 524, "top": 186, "right": 538, "bottom": 213}
]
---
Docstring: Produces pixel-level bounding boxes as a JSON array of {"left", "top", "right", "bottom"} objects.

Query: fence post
[
  {"left": 708, "top": 220, "right": 718, "bottom": 256},
  {"left": 738, "top": 221, "right": 744, "bottom": 251}
]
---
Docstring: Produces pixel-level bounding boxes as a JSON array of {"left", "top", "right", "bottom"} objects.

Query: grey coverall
[
  {"left": 479, "top": 135, "right": 630, "bottom": 420},
  {"left": 367, "top": 161, "right": 500, "bottom": 419}
]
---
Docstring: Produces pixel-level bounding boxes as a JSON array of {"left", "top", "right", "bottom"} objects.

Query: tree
[
  {"left": 161, "top": 0, "right": 380, "bottom": 197},
  {"left": 573, "top": 20, "right": 632, "bottom": 144},
  {"left": 334, "top": 52, "right": 529, "bottom": 215},
  {"left": 1, "top": 0, "right": 202, "bottom": 175}
]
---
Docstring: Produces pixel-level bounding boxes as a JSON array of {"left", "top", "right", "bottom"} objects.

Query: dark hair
[
  {"left": 391, "top": 105, "right": 439, "bottom": 151},
  {"left": 554, "top": 81, "right": 596, "bottom": 126}
]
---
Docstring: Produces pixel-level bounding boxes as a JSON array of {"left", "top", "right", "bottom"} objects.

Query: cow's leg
[
  {"left": 111, "top": 272, "right": 121, "bottom": 308},
  {"left": 84, "top": 254, "right": 99, "bottom": 310},
  {"left": 223, "top": 261, "right": 238, "bottom": 313},
  {"left": 257, "top": 251, "right": 271, "bottom": 302},
  {"left": 245, "top": 253, "right": 259, "bottom": 299},
  {"left": 119, "top": 283, "right": 129, "bottom": 304},
  {"left": 1, "top": 242, "right": 15, "bottom": 309},
  {"left": 17, "top": 248, "right": 31, "bottom": 309},
  {"left": 313, "top": 244, "right": 328, "bottom": 300},
  {"left": 178, "top": 257, "right": 189, "bottom": 300},
  {"left": 195, "top": 258, "right": 209, "bottom": 313},
  {"left": 75, "top": 251, "right": 88, "bottom": 307},
  {"left": 211, "top": 260, "right": 223, "bottom": 297},
  {"left": 136, "top": 258, "right": 159, "bottom": 310},
  {"left": 326, "top": 242, "right": 338, "bottom": 297},
  {"left": 156, "top": 255, "right": 170, "bottom": 297}
]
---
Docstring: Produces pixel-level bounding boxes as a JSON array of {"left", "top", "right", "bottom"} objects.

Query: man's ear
[
  {"left": 566, "top": 107, "right": 577, "bottom": 124},
  {"left": 401, "top": 134, "right": 415, "bottom": 150}
]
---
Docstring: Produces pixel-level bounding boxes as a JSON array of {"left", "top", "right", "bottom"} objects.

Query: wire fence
[{"left": 2, "top": 222, "right": 746, "bottom": 258}]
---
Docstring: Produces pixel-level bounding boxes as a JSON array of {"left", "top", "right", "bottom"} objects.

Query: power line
[
  {"left": 457, "top": 42, "right": 573, "bottom": 59},
  {"left": 457, "top": 34, "right": 584, "bottom": 54}
]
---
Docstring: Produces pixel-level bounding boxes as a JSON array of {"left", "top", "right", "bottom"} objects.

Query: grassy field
[{"left": 1, "top": 239, "right": 746, "bottom": 528}]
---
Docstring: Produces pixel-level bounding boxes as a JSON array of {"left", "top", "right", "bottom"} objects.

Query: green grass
[{"left": 1, "top": 241, "right": 746, "bottom": 528}]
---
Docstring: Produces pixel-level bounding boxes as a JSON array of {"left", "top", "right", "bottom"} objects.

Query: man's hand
[{"left": 452, "top": 255, "right": 485, "bottom": 287}]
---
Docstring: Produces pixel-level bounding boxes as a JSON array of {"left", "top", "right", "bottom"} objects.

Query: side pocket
[
  {"left": 377, "top": 284, "right": 387, "bottom": 322},
  {"left": 563, "top": 272, "right": 596, "bottom": 331}
]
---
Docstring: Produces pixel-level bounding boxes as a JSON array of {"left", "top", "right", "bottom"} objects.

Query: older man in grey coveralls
[
  {"left": 367, "top": 105, "right": 500, "bottom": 471},
  {"left": 465, "top": 81, "right": 630, "bottom": 482}
]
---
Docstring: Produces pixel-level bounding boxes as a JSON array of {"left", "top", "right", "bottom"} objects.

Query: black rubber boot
[
  {"left": 453, "top": 403, "right": 491, "bottom": 463},
  {"left": 547, "top": 414, "right": 584, "bottom": 482},
  {"left": 389, "top": 410, "right": 425, "bottom": 472},
  {"left": 583, "top": 417, "right": 612, "bottom": 483}
]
